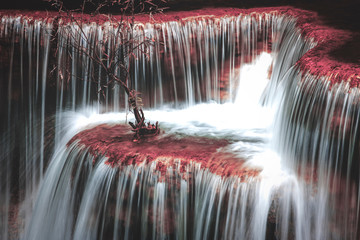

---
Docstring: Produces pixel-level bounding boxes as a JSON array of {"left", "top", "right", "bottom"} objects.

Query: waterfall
[
  {"left": 272, "top": 69, "right": 360, "bottom": 239},
  {"left": 26, "top": 142, "right": 263, "bottom": 240},
  {"left": 0, "top": 9, "right": 359, "bottom": 240}
]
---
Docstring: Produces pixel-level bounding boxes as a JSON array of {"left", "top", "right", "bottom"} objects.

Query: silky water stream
[{"left": 0, "top": 11, "right": 359, "bottom": 240}]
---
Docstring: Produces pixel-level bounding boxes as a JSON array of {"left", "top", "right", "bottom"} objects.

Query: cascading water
[{"left": 0, "top": 9, "right": 359, "bottom": 240}]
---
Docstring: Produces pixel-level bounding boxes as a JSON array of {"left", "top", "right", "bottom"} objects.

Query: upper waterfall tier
[{"left": 1, "top": 7, "right": 359, "bottom": 88}]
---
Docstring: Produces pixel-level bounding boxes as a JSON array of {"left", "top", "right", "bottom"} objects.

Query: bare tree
[{"left": 48, "top": 0, "right": 165, "bottom": 141}]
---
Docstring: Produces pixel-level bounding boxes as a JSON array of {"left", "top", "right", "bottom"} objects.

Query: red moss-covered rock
[
  {"left": 68, "top": 124, "right": 259, "bottom": 180},
  {"left": 296, "top": 28, "right": 360, "bottom": 88}
]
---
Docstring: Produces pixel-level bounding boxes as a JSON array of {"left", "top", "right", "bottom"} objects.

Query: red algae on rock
[
  {"left": 295, "top": 26, "right": 360, "bottom": 88},
  {"left": 67, "top": 124, "right": 259, "bottom": 180}
]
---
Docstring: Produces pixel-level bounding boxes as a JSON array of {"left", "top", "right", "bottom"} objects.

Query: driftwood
[{"left": 128, "top": 91, "right": 159, "bottom": 141}]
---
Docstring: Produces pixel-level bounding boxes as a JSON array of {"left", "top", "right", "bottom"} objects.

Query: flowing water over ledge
[{"left": 0, "top": 8, "right": 359, "bottom": 240}]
